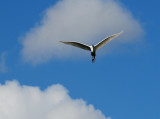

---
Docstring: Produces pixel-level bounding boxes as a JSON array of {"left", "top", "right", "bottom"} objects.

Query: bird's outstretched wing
[
  {"left": 95, "top": 31, "right": 123, "bottom": 50},
  {"left": 60, "top": 41, "right": 91, "bottom": 51}
]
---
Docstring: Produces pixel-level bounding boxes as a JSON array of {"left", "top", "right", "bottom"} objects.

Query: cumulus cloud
[
  {"left": 21, "top": 0, "right": 144, "bottom": 64},
  {"left": 0, "top": 52, "right": 7, "bottom": 73},
  {"left": 0, "top": 80, "right": 110, "bottom": 119}
]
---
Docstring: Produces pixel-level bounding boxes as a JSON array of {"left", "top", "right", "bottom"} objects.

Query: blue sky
[{"left": 0, "top": 0, "right": 160, "bottom": 119}]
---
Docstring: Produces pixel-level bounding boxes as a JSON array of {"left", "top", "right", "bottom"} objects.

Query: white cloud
[
  {"left": 21, "top": 0, "right": 144, "bottom": 64},
  {"left": 0, "top": 80, "right": 110, "bottom": 119},
  {"left": 0, "top": 52, "right": 7, "bottom": 73}
]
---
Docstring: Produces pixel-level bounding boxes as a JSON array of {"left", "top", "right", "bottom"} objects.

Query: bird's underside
[{"left": 60, "top": 31, "right": 123, "bottom": 62}]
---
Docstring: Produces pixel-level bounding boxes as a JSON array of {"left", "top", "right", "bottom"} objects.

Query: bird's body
[
  {"left": 90, "top": 45, "right": 96, "bottom": 62},
  {"left": 60, "top": 31, "right": 123, "bottom": 62}
]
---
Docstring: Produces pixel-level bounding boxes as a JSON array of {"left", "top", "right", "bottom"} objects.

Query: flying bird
[{"left": 60, "top": 31, "right": 123, "bottom": 62}]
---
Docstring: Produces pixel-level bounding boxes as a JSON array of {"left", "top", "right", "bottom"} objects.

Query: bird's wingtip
[
  {"left": 59, "top": 41, "right": 64, "bottom": 43},
  {"left": 120, "top": 30, "right": 124, "bottom": 34}
]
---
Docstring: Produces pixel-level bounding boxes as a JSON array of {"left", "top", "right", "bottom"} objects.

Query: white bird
[{"left": 60, "top": 31, "right": 123, "bottom": 62}]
